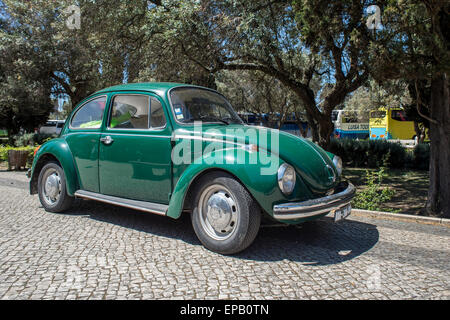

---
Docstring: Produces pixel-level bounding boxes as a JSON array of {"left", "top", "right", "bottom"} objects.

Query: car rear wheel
[
  {"left": 191, "top": 172, "right": 261, "bottom": 254},
  {"left": 38, "top": 162, "right": 74, "bottom": 212}
]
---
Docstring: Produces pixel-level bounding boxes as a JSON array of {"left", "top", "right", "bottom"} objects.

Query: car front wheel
[
  {"left": 191, "top": 172, "right": 261, "bottom": 254},
  {"left": 38, "top": 162, "right": 74, "bottom": 212}
]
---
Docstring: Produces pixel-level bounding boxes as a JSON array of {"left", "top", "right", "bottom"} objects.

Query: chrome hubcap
[
  {"left": 43, "top": 170, "right": 61, "bottom": 205},
  {"left": 199, "top": 185, "right": 238, "bottom": 240}
]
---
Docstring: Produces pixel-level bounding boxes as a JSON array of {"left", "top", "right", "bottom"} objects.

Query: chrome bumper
[{"left": 273, "top": 181, "right": 355, "bottom": 221}]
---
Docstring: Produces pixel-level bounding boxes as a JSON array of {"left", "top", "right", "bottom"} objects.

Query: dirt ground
[{"left": 343, "top": 167, "right": 430, "bottom": 216}]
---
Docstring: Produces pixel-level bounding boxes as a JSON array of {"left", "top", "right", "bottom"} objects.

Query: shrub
[
  {"left": 33, "top": 133, "right": 57, "bottom": 145},
  {"left": 413, "top": 143, "right": 430, "bottom": 170},
  {"left": 9, "top": 132, "right": 56, "bottom": 147},
  {"left": 352, "top": 167, "right": 397, "bottom": 212},
  {"left": 383, "top": 141, "right": 406, "bottom": 168},
  {"left": 329, "top": 138, "right": 422, "bottom": 169},
  {"left": 0, "top": 145, "right": 35, "bottom": 167},
  {"left": 11, "top": 133, "right": 35, "bottom": 147}
]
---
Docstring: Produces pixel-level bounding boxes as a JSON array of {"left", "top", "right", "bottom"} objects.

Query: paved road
[{"left": 0, "top": 171, "right": 449, "bottom": 300}]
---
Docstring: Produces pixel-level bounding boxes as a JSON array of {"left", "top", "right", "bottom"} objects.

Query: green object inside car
[{"left": 78, "top": 111, "right": 132, "bottom": 129}]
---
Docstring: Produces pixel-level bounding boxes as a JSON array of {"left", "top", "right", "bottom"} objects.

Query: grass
[{"left": 343, "top": 167, "right": 430, "bottom": 215}]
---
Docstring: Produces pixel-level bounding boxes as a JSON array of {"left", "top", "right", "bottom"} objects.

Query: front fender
[
  {"left": 166, "top": 146, "right": 311, "bottom": 219},
  {"left": 30, "top": 138, "right": 79, "bottom": 196}
]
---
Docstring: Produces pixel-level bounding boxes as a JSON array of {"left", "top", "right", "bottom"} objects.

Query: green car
[{"left": 29, "top": 83, "right": 355, "bottom": 254}]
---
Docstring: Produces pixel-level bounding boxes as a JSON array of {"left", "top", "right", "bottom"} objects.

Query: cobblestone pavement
[{"left": 0, "top": 170, "right": 449, "bottom": 300}]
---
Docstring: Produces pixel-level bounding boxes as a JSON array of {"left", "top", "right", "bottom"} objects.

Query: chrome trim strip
[
  {"left": 63, "top": 132, "right": 171, "bottom": 139},
  {"left": 273, "top": 182, "right": 355, "bottom": 220},
  {"left": 172, "top": 134, "right": 241, "bottom": 146},
  {"left": 102, "top": 132, "right": 170, "bottom": 139},
  {"left": 74, "top": 190, "right": 168, "bottom": 216}
]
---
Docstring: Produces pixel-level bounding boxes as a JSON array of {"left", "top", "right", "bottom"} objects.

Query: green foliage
[
  {"left": 0, "top": 145, "right": 35, "bottom": 167},
  {"left": 32, "top": 133, "right": 56, "bottom": 146},
  {"left": 10, "top": 133, "right": 35, "bottom": 147},
  {"left": 352, "top": 167, "right": 397, "bottom": 212},
  {"left": 344, "top": 79, "right": 412, "bottom": 114},
  {"left": 329, "top": 139, "right": 401, "bottom": 168},
  {"left": 329, "top": 138, "right": 429, "bottom": 170},
  {"left": 412, "top": 143, "right": 430, "bottom": 170},
  {"left": 8, "top": 133, "right": 55, "bottom": 147}
]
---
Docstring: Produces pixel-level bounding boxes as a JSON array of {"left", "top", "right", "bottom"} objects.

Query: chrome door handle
[{"left": 100, "top": 135, "right": 114, "bottom": 145}]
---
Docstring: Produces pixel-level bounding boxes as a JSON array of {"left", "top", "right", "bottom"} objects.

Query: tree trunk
[
  {"left": 304, "top": 110, "right": 319, "bottom": 142},
  {"left": 317, "top": 113, "right": 335, "bottom": 148},
  {"left": 426, "top": 72, "right": 450, "bottom": 217}
]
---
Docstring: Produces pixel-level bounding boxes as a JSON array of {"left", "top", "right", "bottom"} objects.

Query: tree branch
[{"left": 415, "top": 79, "right": 440, "bottom": 125}]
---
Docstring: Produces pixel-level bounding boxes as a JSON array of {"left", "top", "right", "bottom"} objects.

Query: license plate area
[{"left": 334, "top": 204, "right": 352, "bottom": 222}]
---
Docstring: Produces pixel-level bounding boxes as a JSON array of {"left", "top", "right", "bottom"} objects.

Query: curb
[{"left": 350, "top": 209, "right": 450, "bottom": 227}]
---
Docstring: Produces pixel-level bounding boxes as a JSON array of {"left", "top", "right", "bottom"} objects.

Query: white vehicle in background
[
  {"left": 39, "top": 120, "right": 65, "bottom": 135},
  {"left": 332, "top": 110, "right": 370, "bottom": 139}
]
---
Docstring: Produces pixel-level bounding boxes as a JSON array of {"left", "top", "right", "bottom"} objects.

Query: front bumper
[{"left": 273, "top": 181, "right": 355, "bottom": 221}]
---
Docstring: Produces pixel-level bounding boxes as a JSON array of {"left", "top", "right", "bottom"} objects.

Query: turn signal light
[{"left": 33, "top": 145, "right": 41, "bottom": 157}]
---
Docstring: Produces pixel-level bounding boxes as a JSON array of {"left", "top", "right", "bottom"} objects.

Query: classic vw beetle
[{"left": 29, "top": 83, "right": 355, "bottom": 254}]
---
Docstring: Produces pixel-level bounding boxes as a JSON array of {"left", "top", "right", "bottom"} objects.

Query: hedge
[
  {"left": 328, "top": 138, "right": 429, "bottom": 170},
  {"left": 0, "top": 145, "right": 35, "bottom": 167},
  {"left": 9, "top": 133, "right": 56, "bottom": 147}
]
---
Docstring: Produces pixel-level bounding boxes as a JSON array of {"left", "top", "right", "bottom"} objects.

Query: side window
[
  {"left": 109, "top": 95, "right": 149, "bottom": 129},
  {"left": 150, "top": 97, "right": 166, "bottom": 128},
  {"left": 391, "top": 110, "right": 411, "bottom": 121},
  {"left": 71, "top": 96, "right": 106, "bottom": 129}
]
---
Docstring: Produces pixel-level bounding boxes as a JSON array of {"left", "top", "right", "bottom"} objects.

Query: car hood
[{"left": 174, "top": 124, "right": 338, "bottom": 193}]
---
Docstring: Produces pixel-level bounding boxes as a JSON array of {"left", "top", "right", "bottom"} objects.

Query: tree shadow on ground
[{"left": 54, "top": 199, "right": 379, "bottom": 266}]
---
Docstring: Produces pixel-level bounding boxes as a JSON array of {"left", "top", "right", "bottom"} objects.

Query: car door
[
  {"left": 98, "top": 93, "right": 172, "bottom": 204},
  {"left": 65, "top": 95, "right": 107, "bottom": 193}
]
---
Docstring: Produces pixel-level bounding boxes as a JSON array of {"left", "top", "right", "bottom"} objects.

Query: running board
[{"left": 74, "top": 190, "right": 168, "bottom": 216}]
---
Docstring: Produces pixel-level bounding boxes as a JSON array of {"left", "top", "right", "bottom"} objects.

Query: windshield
[
  {"left": 170, "top": 88, "right": 243, "bottom": 125},
  {"left": 371, "top": 111, "right": 387, "bottom": 119}
]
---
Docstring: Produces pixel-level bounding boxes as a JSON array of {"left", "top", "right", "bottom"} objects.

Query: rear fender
[{"left": 30, "top": 138, "right": 79, "bottom": 196}]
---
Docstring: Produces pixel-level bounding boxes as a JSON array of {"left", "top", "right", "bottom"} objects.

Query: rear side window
[
  {"left": 71, "top": 96, "right": 106, "bottom": 129},
  {"left": 391, "top": 110, "right": 411, "bottom": 121}
]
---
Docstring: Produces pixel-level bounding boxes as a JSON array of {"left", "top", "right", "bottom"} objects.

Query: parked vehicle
[
  {"left": 39, "top": 120, "right": 66, "bottom": 135},
  {"left": 332, "top": 110, "right": 369, "bottom": 139},
  {"left": 280, "top": 113, "right": 312, "bottom": 138},
  {"left": 28, "top": 83, "right": 354, "bottom": 254},
  {"left": 237, "top": 112, "right": 262, "bottom": 125},
  {"left": 369, "top": 108, "right": 416, "bottom": 140}
]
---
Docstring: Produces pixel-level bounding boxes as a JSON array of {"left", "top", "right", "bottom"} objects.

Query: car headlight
[
  {"left": 277, "top": 163, "right": 296, "bottom": 195},
  {"left": 333, "top": 155, "right": 343, "bottom": 176}
]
